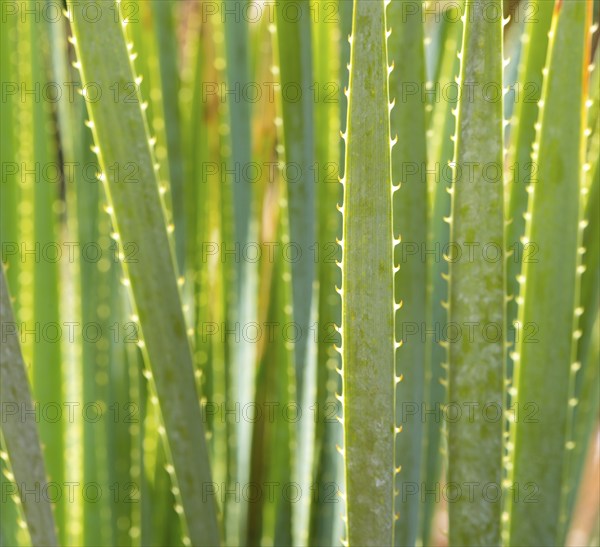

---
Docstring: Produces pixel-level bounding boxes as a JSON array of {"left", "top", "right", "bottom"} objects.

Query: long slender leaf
[
  {"left": 0, "top": 266, "right": 58, "bottom": 547},
  {"left": 342, "top": 1, "right": 396, "bottom": 544},
  {"left": 309, "top": 1, "right": 343, "bottom": 544},
  {"left": 18, "top": 6, "right": 67, "bottom": 541},
  {"left": 505, "top": 0, "right": 553, "bottom": 380},
  {"left": 275, "top": 0, "right": 317, "bottom": 404},
  {"left": 508, "top": 1, "right": 593, "bottom": 544},
  {"left": 66, "top": 2, "right": 220, "bottom": 544},
  {"left": 222, "top": 3, "right": 260, "bottom": 543},
  {"left": 422, "top": 4, "right": 464, "bottom": 543},
  {"left": 151, "top": 0, "right": 186, "bottom": 272},
  {"left": 388, "top": 2, "right": 428, "bottom": 544},
  {"left": 447, "top": 1, "right": 505, "bottom": 544},
  {"left": 274, "top": 3, "right": 318, "bottom": 543},
  {"left": 0, "top": 6, "right": 19, "bottom": 296},
  {"left": 562, "top": 36, "right": 600, "bottom": 543}
]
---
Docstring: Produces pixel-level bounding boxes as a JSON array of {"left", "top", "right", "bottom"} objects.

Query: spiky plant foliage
[
  {"left": 1, "top": 266, "right": 57, "bottom": 546},
  {"left": 447, "top": 1, "right": 505, "bottom": 545},
  {"left": 65, "top": 2, "right": 219, "bottom": 544},
  {"left": 340, "top": 0, "right": 396, "bottom": 544},
  {"left": 508, "top": 1, "right": 593, "bottom": 544},
  {"left": 1, "top": 1, "right": 598, "bottom": 546}
]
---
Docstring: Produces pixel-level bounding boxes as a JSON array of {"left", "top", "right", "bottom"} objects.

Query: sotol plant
[{"left": 1, "top": 0, "right": 598, "bottom": 546}]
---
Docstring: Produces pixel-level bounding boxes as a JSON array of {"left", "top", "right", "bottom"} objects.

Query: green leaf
[
  {"left": 274, "top": 3, "right": 318, "bottom": 542},
  {"left": 0, "top": 8, "right": 19, "bottom": 296},
  {"left": 308, "top": 1, "right": 343, "bottom": 545},
  {"left": 508, "top": 1, "right": 593, "bottom": 544},
  {"left": 562, "top": 46, "right": 600, "bottom": 539},
  {"left": 246, "top": 232, "right": 295, "bottom": 547},
  {"left": 151, "top": 0, "right": 186, "bottom": 272},
  {"left": 342, "top": 1, "right": 396, "bottom": 544},
  {"left": 223, "top": 0, "right": 253, "bottom": 253},
  {"left": 505, "top": 0, "right": 553, "bottom": 380},
  {"left": 221, "top": 5, "right": 260, "bottom": 542},
  {"left": 0, "top": 266, "right": 58, "bottom": 547},
  {"left": 422, "top": 4, "right": 464, "bottom": 543},
  {"left": 275, "top": 0, "right": 317, "bottom": 404},
  {"left": 447, "top": 0, "right": 505, "bottom": 544},
  {"left": 17, "top": 7, "right": 67, "bottom": 541},
  {"left": 387, "top": 1, "right": 428, "bottom": 545},
  {"left": 66, "top": 2, "right": 220, "bottom": 544}
]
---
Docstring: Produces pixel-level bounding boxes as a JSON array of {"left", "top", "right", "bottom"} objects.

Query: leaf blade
[
  {"left": 66, "top": 2, "right": 220, "bottom": 544},
  {"left": 448, "top": 1, "right": 505, "bottom": 544},
  {"left": 342, "top": 1, "right": 396, "bottom": 544}
]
